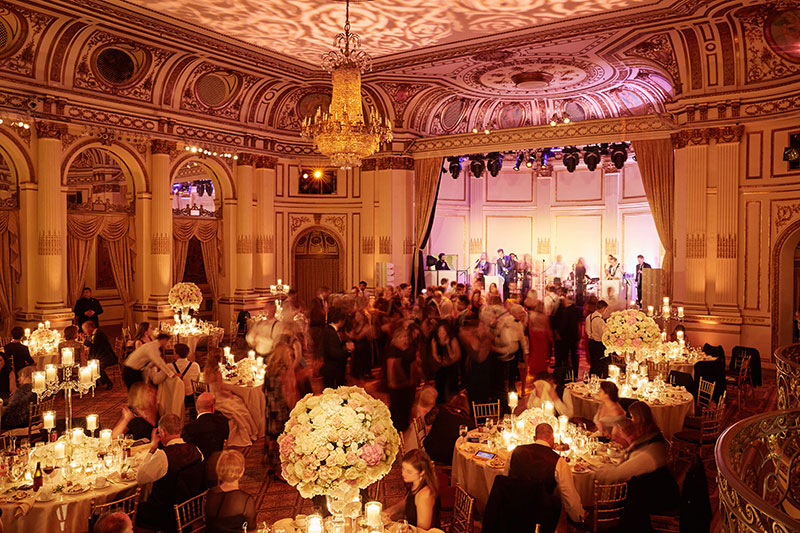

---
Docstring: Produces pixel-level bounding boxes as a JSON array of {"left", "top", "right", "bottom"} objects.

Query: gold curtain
[
  {"left": 0, "top": 211, "right": 20, "bottom": 333},
  {"left": 634, "top": 139, "right": 675, "bottom": 297},
  {"left": 66, "top": 213, "right": 136, "bottom": 328},
  {"left": 412, "top": 158, "right": 443, "bottom": 292},
  {"left": 172, "top": 218, "right": 223, "bottom": 312}
]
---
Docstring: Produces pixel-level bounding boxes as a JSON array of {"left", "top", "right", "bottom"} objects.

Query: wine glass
[
  {"left": 397, "top": 519, "right": 410, "bottom": 533},
  {"left": 459, "top": 425, "right": 468, "bottom": 439},
  {"left": 485, "top": 418, "right": 494, "bottom": 432}
]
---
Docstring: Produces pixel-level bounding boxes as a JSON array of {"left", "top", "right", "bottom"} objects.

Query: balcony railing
[
  {"left": 716, "top": 409, "right": 800, "bottom": 532},
  {"left": 775, "top": 343, "right": 800, "bottom": 409}
]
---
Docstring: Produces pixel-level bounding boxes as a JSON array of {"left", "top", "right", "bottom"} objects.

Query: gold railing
[
  {"left": 775, "top": 343, "right": 800, "bottom": 409},
  {"left": 716, "top": 409, "right": 800, "bottom": 532}
]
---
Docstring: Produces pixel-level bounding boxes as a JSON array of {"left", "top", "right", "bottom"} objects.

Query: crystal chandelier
[{"left": 301, "top": 0, "right": 392, "bottom": 169}]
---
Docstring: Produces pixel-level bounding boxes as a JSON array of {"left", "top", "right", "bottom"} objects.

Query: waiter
[
  {"left": 73, "top": 287, "right": 103, "bottom": 327},
  {"left": 635, "top": 254, "right": 652, "bottom": 307}
]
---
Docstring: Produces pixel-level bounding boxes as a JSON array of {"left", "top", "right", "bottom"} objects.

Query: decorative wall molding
[
  {"left": 403, "top": 237, "right": 415, "bottom": 255},
  {"left": 671, "top": 128, "right": 713, "bottom": 148},
  {"left": 773, "top": 201, "right": 800, "bottom": 233},
  {"left": 38, "top": 231, "right": 62, "bottom": 256},
  {"left": 289, "top": 215, "right": 312, "bottom": 235},
  {"left": 237, "top": 153, "right": 257, "bottom": 166},
  {"left": 379, "top": 236, "right": 391, "bottom": 255},
  {"left": 717, "top": 234, "right": 738, "bottom": 259},
  {"left": 151, "top": 233, "right": 169, "bottom": 255},
  {"left": 255, "top": 156, "right": 277, "bottom": 169},
  {"left": 361, "top": 159, "right": 377, "bottom": 171},
  {"left": 536, "top": 238, "right": 550, "bottom": 255},
  {"left": 255, "top": 234, "right": 274, "bottom": 254},
  {"left": 470, "top": 238, "right": 483, "bottom": 255},
  {"left": 68, "top": 198, "right": 135, "bottom": 214},
  {"left": 686, "top": 234, "right": 706, "bottom": 259},
  {"left": 376, "top": 156, "right": 414, "bottom": 170},
  {"left": 605, "top": 238, "right": 618, "bottom": 257},
  {"left": 322, "top": 215, "right": 346, "bottom": 238},
  {"left": 35, "top": 121, "right": 68, "bottom": 139},
  {"left": 713, "top": 125, "right": 745, "bottom": 144},
  {"left": 362, "top": 236, "right": 375, "bottom": 254},
  {"left": 172, "top": 205, "right": 218, "bottom": 218},
  {"left": 150, "top": 139, "right": 177, "bottom": 155},
  {"left": 236, "top": 235, "right": 253, "bottom": 254}
]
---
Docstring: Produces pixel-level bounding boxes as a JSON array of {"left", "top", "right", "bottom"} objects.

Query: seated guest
[
  {"left": 527, "top": 372, "right": 571, "bottom": 417},
  {"left": 235, "top": 309, "right": 251, "bottom": 338},
  {"left": 592, "top": 381, "right": 626, "bottom": 438},
  {"left": 131, "top": 322, "right": 154, "bottom": 351},
  {"left": 386, "top": 449, "right": 441, "bottom": 530},
  {"left": 170, "top": 343, "right": 201, "bottom": 406},
  {"left": 93, "top": 511, "right": 133, "bottom": 533},
  {"left": 82, "top": 321, "right": 118, "bottom": 390},
  {"left": 181, "top": 392, "right": 229, "bottom": 462},
  {"left": 0, "top": 347, "right": 14, "bottom": 401},
  {"left": 58, "top": 325, "right": 87, "bottom": 365},
  {"left": 4, "top": 327, "right": 34, "bottom": 375},
  {"left": 203, "top": 352, "right": 258, "bottom": 447},
  {"left": 597, "top": 401, "right": 668, "bottom": 483},
  {"left": 507, "top": 423, "right": 585, "bottom": 528},
  {"left": 205, "top": 450, "right": 256, "bottom": 533},
  {"left": 423, "top": 392, "right": 475, "bottom": 465},
  {"left": 0, "top": 366, "right": 35, "bottom": 430},
  {"left": 122, "top": 333, "right": 173, "bottom": 388},
  {"left": 137, "top": 414, "right": 204, "bottom": 532},
  {"left": 111, "top": 382, "right": 159, "bottom": 440}
]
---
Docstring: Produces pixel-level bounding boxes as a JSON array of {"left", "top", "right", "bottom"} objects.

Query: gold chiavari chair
[
  {"left": 725, "top": 354, "right": 751, "bottom": 406},
  {"left": 89, "top": 487, "right": 141, "bottom": 531},
  {"left": 412, "top": 416, "right": 427, "bottom": 449},
  {"left": 448, "top": 484, "right": 475, "bottom": 533},
  {"left": 174, "top": 490, "right": 208, "bottom": 533},
  {"left": 568, "top": 480, "right": 628, "bottom": 532},
  {"left": 471, "top": 401, "right": 500, "bottom": 428}
]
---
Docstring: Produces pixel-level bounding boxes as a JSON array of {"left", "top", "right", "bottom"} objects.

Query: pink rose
[
  {"left": 316, "top": 447, "right": 330, "bottom": 461},
  {"left": 616, "top": 337, "right": 625, "bottom": 347},
  {"left": 632, "top": 338, "right": 643, "bottom": 347},
  {"left": 346, "top": 452, "right": 358, "bottom": 464},
  {"left": 279, "top": 434, "right": 296, "bottom": 457},
  {"left": 338, "top": 429, "right": 353, "bottom": 444},
  {"left": 331, "top": 416, "right": 343, "bottom": 429},
  {"left": 360, "top": 443, "right": 384, "bottom": 467}
]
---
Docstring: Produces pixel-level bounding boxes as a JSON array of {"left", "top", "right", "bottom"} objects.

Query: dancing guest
[
  {"left": 387, "top": 449, "right": 441, "bottom": 530},
  {"left": 58, "top": 325, "right": 87, "bottom": 365},
  {"left": 170, "top": 343, "right": 201, "bottom": 406},
  {"left": 320, "top": 307, "right": 353, "bottom": 388},
  {"left": 592, "top": 381, "right": 626, "bottom": 438},
  {"left": 585, "top": 300, "right": 608, "bottom": 377},
  {"left": 263, "top": 342, "right": 297, "bottom": 473},
  {"left": 553, "top": 295, "right": 582, "bottom": 379},
  {"left": 574, "top": 258, "right": 588, "bottom": 306},
  {"left": 4, "top": 327, "right": 34, "bottom": 374},
  {"left": 527, "top": 301, "right": 552, "bottom": 375},
  {"left": 205, "top": 450, "right": 256, "bottom": 533},
  {"left": 73, "top": 287, "right": 103, "bottom": 327},
  {"left": 112, "top": 382, "right": 158, "bottom": 440},
  {"left": 308, "top": 286, "right": 330, "bottom": 360},
  {"left": 82, "top": 320, "right": 120, "bottom": 390},
  {"left": 386, "top": 328, "right": 418, "bottom": 432},
  {"left": 430, "top": 320, "right": 461, "bottom": 403},
  {"left": 246, "top": 300, "right": 279, "bottom": 356},
  {"left": 122, "top": 333, "right": 173, "bottom": 388},
  {"left": 460, "top": 319, "right": 493, "bottom": 406}
]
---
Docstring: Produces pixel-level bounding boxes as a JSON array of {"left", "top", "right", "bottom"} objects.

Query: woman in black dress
[
  {"left": 387, "top": 449, "right": 441, "bottom": 530},
  {"left": 205, "top": 450, "right": 256, "bottom": 532}
]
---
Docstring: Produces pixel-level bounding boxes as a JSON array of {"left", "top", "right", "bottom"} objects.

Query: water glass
[{"left": 459, "top": 425, "right": 468, "bottom": 439}]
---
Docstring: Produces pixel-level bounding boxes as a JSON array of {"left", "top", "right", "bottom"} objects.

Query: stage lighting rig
[
  {"left": 486, "top": 152, "right": 503, "bottom": 177},
  {"left": 469, "top": 154, "right": 486, "bottom": 178},
  {"left": 513, "top": 152, "right": 524, "bottom": 171},
  {"left": 610, "top": 143, "right": 629, "bottom": 169},
  {"left": 562, "top": 146, "right": 580, "bottom": 173},
  {"left": 447, "top": 156, "right": 462, "bottom": 179},
  {"left": 583, "top": 145, "right": 601, "bottom": 172}
]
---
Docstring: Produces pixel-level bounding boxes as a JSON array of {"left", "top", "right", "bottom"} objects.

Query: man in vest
[
  {"left": 586, "top": 300, "right": 609, "bottom": 378},
  {"left": 508, "top": 423, "right": 585, "bottom": 528},
  {"left": 136, "top": 414, "right": 204, "bottom": 532}
]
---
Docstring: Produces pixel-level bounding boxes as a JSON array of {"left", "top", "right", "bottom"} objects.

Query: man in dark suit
[
  {"left": 554, "top": 295, "right": 582, "bottom": 379},
  {"left": 508, "top": 423, "right": 585, "bottom": 529},
  {"left": 635, "top": 255, "right": 652, "bottom": 307},
  {"left": 320, "top": 307, "right": 352, "bottom": 389},
  {"left": 73, "top": 287, "right": 104, "bottom": 327},
  {"left": 496, "top": 248, "right": 513, "bottom": 298},
  {"left": 82, "top": 321, "right": 117, "bottom": 390},
  {"left": 309, "top": 286, "right": 330, "bottom": 361},
  {"left": 3, "top": 326, "right": 34, "bottom": 374},
  {"left": 181, "top": 392, "right": 229, "bottom": 461}
]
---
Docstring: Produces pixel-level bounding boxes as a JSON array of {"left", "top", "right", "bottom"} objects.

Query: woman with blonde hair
[
  {"left": 111, "top": 381, "right": 158, "bottom": 440},
  {"left": 205, "top": 449, "right": 256, "bottom": 532},
  {"left": 387, "top": 449, "right": 441, "bottom": 529},
  {"left": 263, "top": 342, "right": 297, "bottom": 473}
]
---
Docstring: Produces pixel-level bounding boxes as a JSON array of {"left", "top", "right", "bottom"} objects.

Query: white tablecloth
[
  {"left": 668, "top": 355, "right": 716, "bottom": 379},
  {"left": 227, "top": 383, "right": 266, "bottom": 438},
  {"left": 563, "top": 382, "right": 693, "bottom": 438},
  {"left": 273, "top": 517, "right": 433, "bottom": 533}
]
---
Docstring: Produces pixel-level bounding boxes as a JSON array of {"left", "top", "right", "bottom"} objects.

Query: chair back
[
  {"left": 192, "top": 380, "right": 210, "bottom": 403},
  {"left": 698, "top": 405, "right": 724, "bottom": 444},
  {"left": 367, "top": 478, "right": 383, "bottom": 503},
  {"left": 450, "top": 484, "right": 475, "bottom": 533},
  {"left": 593, "top": 480, "right": 628, "bottom": 532},
  {"left": 174, "top": 489, "right": 207, "bottom": 533},
  {"left": 736, "top": 354, "right": 751, "bottom": 381},
  {"left": 647, "top": 360, "right": 670, "bottom": 381},
  {"left": 228, "top": 320, "right": 238, "bottom": 342},
  {"left": 412, "top": 416, "right": 427, "bottom": 448},
  {"left": 471, "top": 401, "right": 500, "bottom": 427},
  {"left": 696, "top": 377, "right": 715, "bottom": 409},
  {"left": 29, "top": 397, "right": 55, "bottom": 438},
  {"left": 89, "top": 487, "right": 141, "bottom": 531}
]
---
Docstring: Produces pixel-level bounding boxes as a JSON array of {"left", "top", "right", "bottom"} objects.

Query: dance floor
[{"left": 53, "top": 345, "right": 777, "bottom": 532}]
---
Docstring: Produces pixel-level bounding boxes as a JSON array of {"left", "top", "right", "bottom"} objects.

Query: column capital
[
  {"left": 255, "top": 155, "right": 277, "bottom": 169},
  {"left": 237, "top": 153, "right": 257, "bottom": 167},
  {"left": 376, "top": 156, "right": 414, "bottom": 170},
  {"left": 670, "top": 128, "right": 713, "bottom": 149},
  {"left": 35, "top": 121, "right": 68, "bottom": 139},
  {"left": 362, "top": 158, "right": 377, "bottom": 171},
  {"left": 150, "top": 139, "right": 177, "bottom": 155},
  {"left": 712, "top": 125, "right": 745, "bottom": 144}
]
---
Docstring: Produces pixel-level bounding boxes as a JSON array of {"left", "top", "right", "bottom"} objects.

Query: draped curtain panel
[
  {"left": 66, "top": 213, "right": 136, "bottom": 329},
  {"left": 634, "top": 139, "right": 675, "bottom": 297},
  {"left": 411, "top": 158, "right": 444, "bottom": 295},
  {"left": 172, "top": 217, "right": 223, "bottom": 307},
  {"left": 0, "top": 210, "right": 21, "bottom": 333}
]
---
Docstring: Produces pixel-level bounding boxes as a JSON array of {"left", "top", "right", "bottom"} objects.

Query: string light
[{"left": 183, "top": 144, "right": 235, "bottom": 159}]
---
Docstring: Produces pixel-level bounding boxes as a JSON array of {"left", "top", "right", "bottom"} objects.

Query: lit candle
[
  {"left": 79, "top": 366, "right": 92, "bottom": 385},
  {"left": 89, "top": 359, "right": 99, "bottom": 379},
  {"left": 86, "top": 414, "right": 98, "bottom": 432},
  {"left": 270, "top": 285, "right": 276, "bottom": 292},
  {"left": 100, "top": 429, "right": 112, "bottom": 447},
  {"left": 38, "top": 322, "right": 44, "bottom": 329},
  {"left": 24, "top": 328, "right": 30, "bottom": 337},
  {"left": 45, "top": 364, "right": 57, "bottom": 383},
  {"left": 43, "top": 411, "right": 55, "bottom": 430},
  {"left": 173, "top": 314, "right": 180, "bottom": 323},
  {"left": 54, "top": 441, "right": 65, "bottom": 459},
  {"left": 256, "top": 356, "right": 263, "bottom": 367},
  {"left": 72, "top": 428, "right": 84, "bottom": 444},
  {"left": 663, "top": 297, "right": 669, "bottom": 305},
  {"left": 661, "top": 331, "right": 667, "bottom": 342},
  {"left": 679, "top": 339, "right": 686, "bottom": 349},
  {"left": 508, "top": 391, "right": 518, "bottom": 410},
  {"left": 248, "top": 350, "right": 256, "bottom": 360},
  {"left": 677, "top": 306, "right": 684, "bottom": 319},
  {"left": 61, "top": 347, "right": 74, "bottom": 367},
  {"left": 608, "top": 365, "right": 620, "bottom": 380},
  {"left": 662, "top": 305, "right": 670, "bottom": 319},
  {"left": 559, "top": 415, "right": 568, "bottom": 434},
  {"left": 277, "top": 279, "right": 282, "bottom": 286},
  {"left": 676, "top": 330, "right": 684, "bottom": 341},
  {"left": 365, "top": 502, "right": 382, "bottom": 527},
  {"left": 32, "top": 371, "right": 45, "bottom": 393},
  {"left": 307, "top": 514, "right": 323, "bottom": 533},
  {"left": 44, "top": 320, "right": 50, "bottom": 329},
  {"left": 544, "top": 401, "right": 554, "bottom": 417},
  {"left": 647, "top": 305, "right": 654, "bottom": 317},
  {"left": 223, "top": 346, "right": 231, "bottom": 358}
]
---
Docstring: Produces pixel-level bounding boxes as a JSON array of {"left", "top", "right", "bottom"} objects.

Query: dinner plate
[
  {"left": 64, "top": 484, "right": 89, "bottom": 495},
  {"left": 488, "top": 458, "right": 505, "bottom": 469},
  {"left": 35, "top": 491, "right": 55, "bottom": 502}
]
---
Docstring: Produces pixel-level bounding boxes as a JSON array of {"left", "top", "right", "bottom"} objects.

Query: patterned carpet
[{"left": 54, "top": 347, "right": 777, "bottom": 532}]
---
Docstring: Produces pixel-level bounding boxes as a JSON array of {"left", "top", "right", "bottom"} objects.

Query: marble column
[
  {"left": 148, "top": 140, "right": 175, "bottom": 320},
  {"left": 254, "top": 156, "right": 277, "bottom": 293},
  {"left": 713, "top": 126, "right": 744, "bottom": 312},
  {"left": 235, "top": 153, "right": 255, "bottom": 297},
  {"left": 34, "top": 122, "right": 70, "bottom": 321},
  {"left": 359, "top": 160, "right": 376, "bottom": 288}
]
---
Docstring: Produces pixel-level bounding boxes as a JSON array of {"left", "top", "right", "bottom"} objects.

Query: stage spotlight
[
  {"left": 549, "top": 114, "right": 558, "bottom": 127},
  {"left": 313, "top": 170, "right": 323, "bottom": 179},
  {"left": 526, "top": 152, "right": 535, "bottom": 168},
  {"left": 301, "top": 170, "right": 310, "bottom": 180},
  {"left": 472, "top": 127, "right": 479, "bottom": 134},
  {"left": 447, "top": 156, "right": 462, "bottom": 180},
  {"left": 562, "top": 147, "right": 580, "bottom": 173},
  {"left": 486, "top": 152, "right": 503, "bottom": 177},
  {"left": 513, "top": 152, "right": 524, "bottom": 171},
  {"left": 541, "top": 149, "right": 552, "bottom": 170},
  {"left": 584, "top": 145, "right": 601, "bottom": 172},
  {"left": 610, "top": 143, "right": 629, "bottom": 169},
  {"left": 469, "top": 155, "right": 486, "bottom": 178}
]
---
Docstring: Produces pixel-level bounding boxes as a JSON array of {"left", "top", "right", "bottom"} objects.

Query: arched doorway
[
  {"left": 293, "top": 228, "right": 342, "bottom": 307},
  {"left": 773, "top": 220, "right": 800, "bottom": 351}
]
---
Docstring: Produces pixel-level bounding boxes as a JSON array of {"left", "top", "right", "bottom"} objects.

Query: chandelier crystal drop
[{"left": 301, "top": 0, "right": 392, "bottom": 169}]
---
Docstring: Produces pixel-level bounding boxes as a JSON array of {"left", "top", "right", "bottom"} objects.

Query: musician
[
  {"left": 474, "top": 252, "right": 491, "bottom": 282},
  {"left": 518, "top": 254, "right": 533, "bottom": 296},
  {"left": 547, "top": 255, "right": 567, "bottom": 284},
  {"left": 574, "top": 258, "right": 588, "bottom": 306},
  {"left": 435, "top": 253, "right": 450, "bottom": 271},
  {"left": 635, "top": 255, "right": 651, "bottom": 307},
  {"left": 604, "top": 255, "right": 621, "bottom": 280},
  {"left": 496, "top": 249, "right": 513, "bottom": 298}
]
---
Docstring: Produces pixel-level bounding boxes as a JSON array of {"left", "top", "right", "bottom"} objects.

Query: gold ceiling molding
[{"left": 409, "top": 114, "right": 673, "bottom": 158}]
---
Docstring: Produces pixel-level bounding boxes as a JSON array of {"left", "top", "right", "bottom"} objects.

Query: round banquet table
[
  {"left": 226, "top": 381, "right": 266, "bottom": 438},
  {"left": 176, "top": 328, "right": 224, "bottom": 359},
  {"left": 33, "top": 351, "right": 60, "bottom": 370},
  {"left": 451, "top": 431, "right": 610, "bottom": 513},
  {"left": 563, "top": 382, "right": 694, "bottom": 438},
  {"left": 273, "top": 517, "right": 434, "bottom": 532},
  {"left": 668, "top": 355, "right": 716, "bottom": 379}
]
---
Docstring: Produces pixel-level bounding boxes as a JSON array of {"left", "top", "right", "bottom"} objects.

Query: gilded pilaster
[{"left": 235, "top": 153, "right": 255, "bottom": 296}]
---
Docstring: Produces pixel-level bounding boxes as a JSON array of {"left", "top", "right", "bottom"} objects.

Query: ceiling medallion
[
  {"left": 301, "top": 0, "right": 392, "bottom": 169},
  {"left": 511, "top": 71, "right": 554, "bottom": 90}
]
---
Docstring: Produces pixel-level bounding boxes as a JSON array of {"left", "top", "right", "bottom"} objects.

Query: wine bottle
[{"left": 33, "top": 461, "right": 43, "bottom": 492}]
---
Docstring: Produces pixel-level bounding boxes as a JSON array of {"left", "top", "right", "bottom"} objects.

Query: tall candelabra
[
  {"left": 269, "top": 279, "right": 290, "bottom": 318},
  {"left": 646, "top": 297, "right": 685, "bottom": 340},
  {"left": 31, "top": 347, "right": 100, "bottom": 441}
]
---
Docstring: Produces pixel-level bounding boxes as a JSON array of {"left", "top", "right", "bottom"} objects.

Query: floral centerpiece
[
  {"left": 27, "top": 323, "right": 62, "bottom": 355},
  {"left": 602, "top": 309, "right": 661, "bottom": 358},
  {"left": 168, "top": 282, "right": 204, "bottom": 314},
  {"left": 278, "top": 386, "right": 400, "bottom": 501}
]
